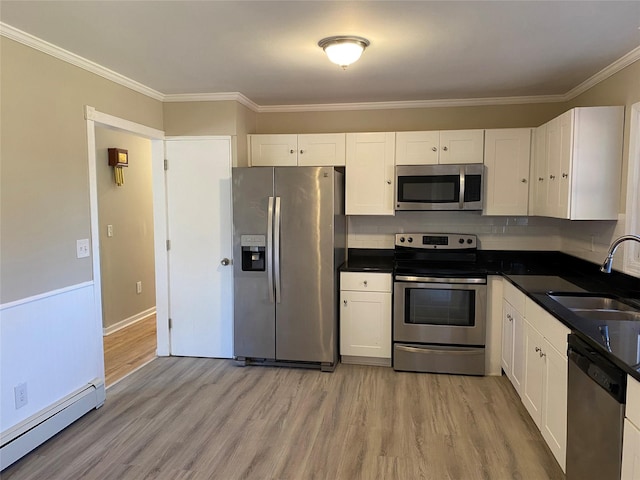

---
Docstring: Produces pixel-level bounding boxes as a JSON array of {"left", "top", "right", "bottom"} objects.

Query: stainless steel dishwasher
[{"left": 566, "top": 334, "right": 627, "bottom": 480}]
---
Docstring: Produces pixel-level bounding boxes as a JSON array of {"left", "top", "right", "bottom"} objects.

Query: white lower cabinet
[
  {"left": 622, "top": 375, "right": 640, "bottom": 480},
  {"left": 501, "top": 281, "right": 526, "bottom": 396},
  {"left": 340, "top": 272, "right": 392, "bottom": 366},
  {"left": 522, "top": 298, "right": 570, "bottom": 472}
]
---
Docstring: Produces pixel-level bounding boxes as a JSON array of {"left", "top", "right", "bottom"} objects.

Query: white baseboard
[
  {"left": 0, "top": 379, "right": 105, "bottom": 471},
  {"left": 103, "top": 307, "right": 156, "bottom": 336}
]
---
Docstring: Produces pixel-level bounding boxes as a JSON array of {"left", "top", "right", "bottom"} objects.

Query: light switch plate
[{"left": 76, "top": 239, "right": 90, "bottom": 258}]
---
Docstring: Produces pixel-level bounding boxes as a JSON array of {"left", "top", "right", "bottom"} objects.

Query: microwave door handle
[{"left": 459, "top": 166, "right": 465, "bottom": 209}]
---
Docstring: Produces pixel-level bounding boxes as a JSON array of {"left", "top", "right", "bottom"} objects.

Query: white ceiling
[{"left": 2, "top": 1, "right": 640, "bottom": 108}]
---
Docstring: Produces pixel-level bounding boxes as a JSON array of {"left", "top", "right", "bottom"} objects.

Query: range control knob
[
  {"left": 459, "top": 238, "right": 465, "bottom": 244},
  {"left": 407, "top": 237, "right": 413, "bottom": 243},
  {"left": 399, "top": 236, "right": 405, "bottom": 243},
  {"left": 467, "top": 238, "right": 473, "bottom": 244}
]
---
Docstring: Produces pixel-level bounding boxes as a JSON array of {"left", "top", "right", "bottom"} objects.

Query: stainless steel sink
[
  {"left": 548, "top": 293, "right": 640, "bottom": 322},
  {"left": 569, "top": 309, "right": 640, "bottom": 322}
]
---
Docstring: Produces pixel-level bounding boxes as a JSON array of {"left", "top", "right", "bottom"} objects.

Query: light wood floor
[
  {"left": 2, "top": 359, "right": 564, "bottom": 480},
  {"left": 103, "top": 315, "right": 157, "bottom": 387}
]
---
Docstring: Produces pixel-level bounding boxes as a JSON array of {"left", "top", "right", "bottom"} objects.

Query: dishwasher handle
[{"left": 568, "top": 334, "right": 626, "bottom": 403}]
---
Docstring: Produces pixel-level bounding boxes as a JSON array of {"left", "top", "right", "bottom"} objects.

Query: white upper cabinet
[
  {"left": 249, "top": 133, "right": 346, "bottom": 167},
  {"left": 483, "top": 128, "right": 532, "bottom": 216},
  {"left": 249, "top": 134, "right": 298, "bottom": 166},
  {"left": 297, "top": 133, "right": 346, "bottom": 166},
  {"left": 395, "top": 130, "right": 484, "bottom": 165},
  {"left": 346, "top": 132, "right": 396, "bottom": 215},
  {"left": 529, "top": 106, "right": 624, "bottom": 220}
]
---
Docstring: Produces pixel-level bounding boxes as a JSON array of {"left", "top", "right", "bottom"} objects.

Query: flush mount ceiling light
[{"left": 318, "top": 36, "right": 370, "bottom": 69}]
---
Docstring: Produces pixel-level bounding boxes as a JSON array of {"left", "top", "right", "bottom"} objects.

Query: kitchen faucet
[{"left": 600, "top": 234, "right": 640, "bottom": 273}]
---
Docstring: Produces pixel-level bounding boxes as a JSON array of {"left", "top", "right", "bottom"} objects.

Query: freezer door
[
  {"left": 274, "top": 167, "right": 337, "bottom": 363},
  {"left": 232, "top": 167, "right": 276, "bottom": 359}
]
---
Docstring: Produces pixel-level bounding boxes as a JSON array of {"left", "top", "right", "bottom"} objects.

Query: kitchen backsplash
[{"left": 347, "top": 212, "right": 631, "bottom": 274}]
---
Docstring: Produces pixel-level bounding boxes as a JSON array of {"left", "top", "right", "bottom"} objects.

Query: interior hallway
[{"left": 103, "top": 315, "right": 157, "bottom": 387}]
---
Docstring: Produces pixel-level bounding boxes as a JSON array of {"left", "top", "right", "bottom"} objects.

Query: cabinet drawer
[
  {"left": 628, "top": 375, "right": 640, "bottom": 428},
  {"left": 504, "top": 280, "right": 526, "bottom": 315},
  {"left": 341, "top": 271, "right": 392, "bottom": 292}
]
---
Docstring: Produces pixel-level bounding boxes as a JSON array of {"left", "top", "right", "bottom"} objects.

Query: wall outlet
[
  {"left": 76, "top": 239, "right": 90, "bottom": 258},
  {"left": 136, "top": 281, "right": 142, "bottom": 294},
  {"left": 107, "top": 225, "right": 113, "bottom": 237},
  {"left": 14, "top": 383, "right": 28, "bottom": 409}
]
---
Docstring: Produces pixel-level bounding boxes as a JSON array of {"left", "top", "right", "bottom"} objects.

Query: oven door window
[
  {"left": 405, "top": 288, "right": 475, "bottom": 326},
  {"left": 397, "top": 175, "right": 460, "bottom": 204}
]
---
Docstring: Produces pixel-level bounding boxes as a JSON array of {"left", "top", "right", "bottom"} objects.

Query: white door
[{"left": 165, "top": 138, "right": 233, "bottom": 357}]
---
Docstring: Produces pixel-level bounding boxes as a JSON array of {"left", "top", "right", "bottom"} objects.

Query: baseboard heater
[{"left": 0, "top": 378, "right": 105, "bottom": 471}]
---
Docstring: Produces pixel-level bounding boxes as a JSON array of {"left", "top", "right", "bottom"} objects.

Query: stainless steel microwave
[{"left": 395, "top": 164, "right": 484, "bottom": 211}]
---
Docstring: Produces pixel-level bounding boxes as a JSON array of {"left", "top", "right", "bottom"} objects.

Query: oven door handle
[
  {"left": 396, "top": 345, "right": 482, "bottom": 355},
  {"left": 395, "top": 275, "right": 486, "bottom": 284}
]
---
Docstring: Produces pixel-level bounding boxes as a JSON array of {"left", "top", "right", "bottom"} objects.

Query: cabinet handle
[
  {"left": 562, "top": 173, "right": 568, "bottom": 178},
  {"left": 290, "top": 149, "right": 295, "bottom": 154},
  {"left": 538, "top": 177, "right": 544, "bottom": 182},
  {"left": 535, "top": 346, "right": 541, "bottom": 352},
  {"left": 386, "top": 180, "right": 392, "bottom": 185},
  {"left": 442, "top": 146, "right": 448, "bottom": 151},
  {"left": 507, "top": 314, "right": 512, "bottom": 321},
  {"left": 343, "top": 299, "right": 348, "bottom": 306},
  {"left": 300, "top": 150, "right": 305, "bottom": 154},
  {"left": 432, "top": 147, "right": 437, "bottom": 152},
  {"left": 539, "top": 351, "right": 546, "bottom": 358},
  {"left": 363, "top": 280, "right": 368, "bottom": 287},
  {"left": 521, "top": 178, "right": 527, "bottom": 183},
  {"left": 549, "top": 175, "right": 556, "bottom": 180}
]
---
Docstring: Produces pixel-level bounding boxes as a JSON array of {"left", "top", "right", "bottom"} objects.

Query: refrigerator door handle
[
  {"left": 274, "top": 196, "right": 282, "bottom": 304},
  {"left": 267, "top": 196, "right": 275, "bottom": 303}
]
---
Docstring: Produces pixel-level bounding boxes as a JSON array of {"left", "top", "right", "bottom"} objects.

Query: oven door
[{"left": 393, "top": 279, "right": 487, "bottom": 346}]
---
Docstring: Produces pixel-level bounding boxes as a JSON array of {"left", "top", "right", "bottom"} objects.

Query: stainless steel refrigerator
[{"left": 232, "top": 166, "right": 345, "bottom": 371}]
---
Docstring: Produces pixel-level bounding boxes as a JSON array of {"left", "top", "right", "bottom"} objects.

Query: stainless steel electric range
[{"left": 393, "top": 233, "right": 487, "bottom": 375}]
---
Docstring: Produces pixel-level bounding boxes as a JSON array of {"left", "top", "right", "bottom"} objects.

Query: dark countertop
[
  {"left": 344, "top": 248, "right": 640, "bottom": 381},
  {"left": 341, "top": 248, "right": 394, "bottom": 273}
]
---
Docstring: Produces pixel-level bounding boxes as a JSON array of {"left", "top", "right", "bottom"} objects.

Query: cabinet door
[
  {"left": 340, "top": 290, "right": 391, "bottom": 358},
  {"left": 501, "top": 300, "right": 514, "bottom": 379},
  {"left": 298, "top": 133, "right": 346, "bottom": 166},
  {"left": 511, "top": 309, "right": 526, "bottom": 396},
  {"left": 541, "top": 340, "right": 568, "bottom": 471},
  {"left": 345, "top": 132, "right": 395, "bottom": 215},
  {"left": 545, "top": 117, "right": 562, "bottom": 217},
  {"left": 484, "top": 129, "right": 531, "bottom": 215},
  {"left": 530, "top": 123, "right": 548, "bottom": 216},
  {"left": 522, "top": 320, "right": 544, "bottom": 428},
  {"left": 250, "top": 134, "right": 298, "bottom": 166},
  {"left": 439, "top": 130, "right": 485, "bottom": 164},
  {"left": 557, "top": 110, "right": 574, "bottom": 219},
  {"left": 622, "top": 419, "right": 640, "bottom": 480},
  {"left": 395, "top": 131, "right": 439, "bottom": 165}
]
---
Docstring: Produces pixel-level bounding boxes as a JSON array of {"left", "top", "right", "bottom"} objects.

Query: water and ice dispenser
[{"left": 240, "top": 234, "right": 266, "bottom": 271}]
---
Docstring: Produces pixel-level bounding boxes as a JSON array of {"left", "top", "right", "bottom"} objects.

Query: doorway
[{"left": 95, "top": 126, "right": 157, "bottom": 385}]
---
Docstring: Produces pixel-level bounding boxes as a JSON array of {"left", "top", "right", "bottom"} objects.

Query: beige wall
[
  {"left": 95, "top": 128, "right": 156, "bottom": 330},
  {"left": 162, "top": 100, "right": 257, "bottom": 166},
  {"left": 254, "top": 103, "right": 566, "bottom": 134},
  {"left": 0, "top": 37, "right": 163, "bottom": 303}
]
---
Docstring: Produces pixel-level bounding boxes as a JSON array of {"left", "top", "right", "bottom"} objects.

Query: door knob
[{"left": 221, "top": 258, "right": 231, "bottom": 266}]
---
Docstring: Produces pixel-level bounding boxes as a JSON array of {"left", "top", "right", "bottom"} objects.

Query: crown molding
[
  {"left": 563, "top": 44, "right": 640, "bottom": 101},
  {"left": 254, "top": 94, "right": 567, "bottom": 113},
  {"left": 163, "top": 92, "right": 260, "bottom": 111},
  {"left": 2, "top": 22, "right": 638, "bottom": 113},
  {"left": 0, "top": 22, "right": 164, "bottom": 101}
]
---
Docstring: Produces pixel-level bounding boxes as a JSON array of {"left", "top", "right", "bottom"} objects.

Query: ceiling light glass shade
[{"left": 318, "top": 36, "right": 370, "bottom": 68}]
